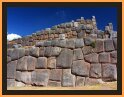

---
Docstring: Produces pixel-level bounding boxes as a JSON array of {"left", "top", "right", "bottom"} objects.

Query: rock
[
  {"left": 35, "top": 41, "right": 44, "bottom": 47},
  {"left": 21, "top": 72, "right": 32, "bottom": 84},
  {"left": 110, "top": 51, "right": 117, "bottom": 64},
  {"left": 7, "top": 79, "right": 15, "bottom": 87},
  {"left": 66, "top": 39, "right": 75, "bottom": 49},
  {"left": 113, "top": 38, "right": 117, "bottom": 50},
  {"left": 82, "top": 46, "right": 93, "bottom": 55},
  {"left": 102, "top": 64, "right": 117, "bottom": 81},
  {"left": 76, "top": 76, "right": 85, "bottom": 86},
  {"left": 16, "top": 71, "right": 22, "bottom": 81},
  {"left": 104, "top": 39, "right": 114, "bottom": 51},
  {"left": 15, "top": 81, "right": 25, "bottom": 87},
  {"left": 99, "top": 52, "right": 110, "bottom": 63},
  {"left": 89, "top": 63, "right": 101, "bottom": 78},
  {"left": 59, "top": 34, "right": 65, "bottom": 40},
  {"left": 16, "top": 56, "right": 28, "bottom": 71},
  {"left": 56, "top": 48, "right": 73, "bottom": 68},
  {"left": 62, "top": 69, "right": 75, "bottom": 87},
  {"left": 18, "top": 48, "right": 25, "bottom": 58},
  {"left": 36, "top": 57, "right": 47, "bottom": 69},
  {"left": 51, "top": 39, "right": 58, "bottom": 46},
  {"left": 77, "top": 31, "right": 86, "bottom": 38},
  {"left": 31, "top": 69, "right": 49, "bottom": 86},
  {"left": 51, "top": 47, "right": 61, "bottom": 56},
  {"left": 44, "top": 47, "right": 52, "bottom": 57},
  {"left": 7, "top": 49, "right": 13, "bottom": 56},
  {"left": 48, "top": 81, "right": 61, "bottom": 87},
  {"left": 73, "top": 48, "right": 84, "bottom": 60},
  {"left": 10, "top": 48, "right": 19, "bottom": 60},
  {"left": 85, "top": 78, "right": 101, "bottom": 86},
  {"left": 57, "top": 39, "right": 67, "bottom": 47},
  {"left": 25, "top": 48, "right": 29, "bottom": 56},
  {"left": 86, "top": 24, "right": 93, "bottom": 30},
  {"left": 29, "top": 47, "right": 39, "bottom": 57},
  {"left": 47, "top": 57, "right": 56, "bottom": 68},
  {"left": 44, "top": 41, "right": 51, "bottom": 47},
  {"left": 39, "top": 47, "right": 45, "bottom": 57},
  {"left": 27, "top": 56, "right": 37, "bottom": 70},
  {"left": 93, "top": 39, "right": 104, "bottom": 53},
  {"left": 7, "top": 56, "right": 11, "bottom": 63},
  {"left": 75, "top": 39, "right": 84, "bottom": 48},
  {"left": 49, "top": 69, "right": 62, "bottom": 81},
  {"left": 84, "top": 53, "right": 99, "bottom": 63},
  {"left": 84, "top": 37, "right": 95, "bottom": 46},
  {"left": 72, "top": 60, "right": 90, "bottom": 76},
  {"left": 7, "top": 60, "right": 17, "bottom": 79}
]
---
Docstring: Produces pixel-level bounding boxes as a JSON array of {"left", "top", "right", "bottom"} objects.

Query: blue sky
[{"left": 7, "top": 7, "right": 117, "bottom": 37}]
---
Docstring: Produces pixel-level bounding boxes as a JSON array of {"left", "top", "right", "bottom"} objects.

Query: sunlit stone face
[{"left": 59, "top": 34, "right": 65, "bottom": 40}]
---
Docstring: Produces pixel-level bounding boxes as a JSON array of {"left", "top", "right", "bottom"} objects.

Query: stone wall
[{"left": 7, "top": 37, "right": 117, "bottom": 87}]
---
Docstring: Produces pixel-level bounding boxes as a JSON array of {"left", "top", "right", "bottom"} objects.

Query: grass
[{"left": 7, "top": 81, "right": 117, "bottom": 90}]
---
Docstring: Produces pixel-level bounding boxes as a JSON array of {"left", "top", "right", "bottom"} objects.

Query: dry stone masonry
[{"left": 7, "top": 16, "right": 117, "bottom": 87}]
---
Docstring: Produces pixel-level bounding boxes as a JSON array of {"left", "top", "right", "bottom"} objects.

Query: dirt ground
[{"left": 7, "top": 81, "right": 117, "bottom": 90}]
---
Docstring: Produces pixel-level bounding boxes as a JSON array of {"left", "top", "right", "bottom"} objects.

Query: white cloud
[{"left": 7, "top": 33, "right": 22, "bottom": 41}]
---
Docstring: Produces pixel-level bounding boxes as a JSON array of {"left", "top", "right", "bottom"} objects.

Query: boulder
[
  {"left": 104, "top": 39, "right": 114, "bottom": 51},
  {"left": 72, "top": 60, "right": 90, "bottom": 76},
  {"left": 56, "top": 48, "right": 73, "bottom": 68},
  {"left": 75, "top": 39, "right": 84, "bottom": 48},
  {"left": 47, "top": 57, "right": 56, "bottom": 69},
  {"left": 99, "top": 52, "right": 110, "bottom": 63},
  {"left": 36, "top": 57, "right": 47, "bottom": 69},
  {"left": 29, "top": 47, "right": 39, "bottom": 57}
]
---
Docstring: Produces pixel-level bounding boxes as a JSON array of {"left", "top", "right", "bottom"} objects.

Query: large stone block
[
  {"left": 39, "top": 47, "right": 45, "bottom": 57},
  {"left": 7, "top": 60, "right": 17, "bottom": 79},
  {"left": 73, "top": 48, "right": 84, "bottom": 61},
  {"left": 49, "top": 69, "right": 62, "bottom": 81},
  {"left": 90, "top": 63, "right": 101, "bottom": 78},
  {"left": 76, "top": 76, "right": 85, "bottom": 86},
  {"left": 16, "top": 56, "right": 28, "bottom": 71},
  {"left": 57, "top": 39, "right": 67, "bottom": 48},
  {"left": 66, "top": 39, "right": 75, "bottom": 49},
  {"left": 84, "top": 53, "right": 99, "bottom": 63},
  {"left": 84, "top": 37, "right": 95, "bottom": 46},
  {"left": 44, "top": 47, "right": 52, "bottom": 57},
  {"left": 48, "top": 81, "right": 61, "bottom": 87},
  {"left": 7, "top": 56, "right": 11, "bottom": 63},
  {"left": 102, "top": 64, "right": 117, "bottom": 81},
  {"left": 72, "top": 60, "right": 90, "bottom": 76},
  {"left": 77, "top": 31, "right": 86, "bottom": 38},
  {"left": 16, "top": 71, "right": 22, "bottom": 81},
  {"left": 7, "top": 79, "right": 15, "bottom": 87},
  {"left": 104, "top": 39, "right": 114, "bottom": 51},
  {"left": 21, "top": 72, "right": 32, "bottom": 84},
  {"left": 75, "top": 39, "right": 84, "bottom": 48},
  {"left": 31, "top": 69, "right": 49, "bottom": 86},
  {"left": 18, "top": 48, "right": 25, "bottom": 58},
  {"left": 113, "top": 38, "right": 117, "bottom": 50},
  {"left": 10, "top": 48, "right": 19, "bottom": 60},
  {"left": 82, "top": 46, "right": 93, "bottom": 55},
  {"left": 44, "top": 41, "right": 51, "bottom": 47},
  {"left": 15, "top": 81, "right": 25, "bottom": 87},
  {"left": 29, "top": 47, "right": 39, "bottom": 57},
  {"left": 27, "top": 56, "right": 37, "bottom": 70},
  {"left": 36, "top": 57, "right": 47, "bottom": 69},
  {"left": 110, "top": 51, "right": 117, "bottom": 64},
  {"left": 99, "top": 52, "right": 110, "bottom": 63},
  {"left": 47, "top": 57, "right": 56, "bottom": 69},
  {"left": 25, "top": 48, "right": 29, "bottom": 56},
  {"left": 7, "top": 49, "right": 13, "bottom": 56},
  {"left": 62, "top": 69, "right": 75, "bottom": 87},
  {"left": 51, "top": 47, "right": 61, "bottom": 56},
  {"left": 35, "top": 41, "right": 44, "bottom": 47},
  {"left": 93, "top": 39, "right": 104, "bottom": 53},
  {"left": 56, "top": 48, "right": 73, "bottom": 68},
  {"left": 85, "top": 78, "right": 101, "bottom": 86}
]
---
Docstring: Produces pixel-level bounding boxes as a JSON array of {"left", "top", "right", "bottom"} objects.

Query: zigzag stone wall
[{"left": 7, "top": 16, "right": 117, "bottom": 87}]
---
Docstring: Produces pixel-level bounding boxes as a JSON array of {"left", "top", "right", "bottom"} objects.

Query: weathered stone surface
[
  {"left": 47, "top": 57, "right": 56, "bottom": 68},
  {"left": 15, "top": 81, "right": 25, "bottom": 87},
  {"left": 104, "top": 39, "right": 114, "bottom": 51},
  {"left": 59, "top": 34, "right": 65, "bottom": 40},
  {"left": 99, "top": 52, "right": 110, "bottom": 63},
  {"left": 84, "top": 53, "right": 99, "bottom": 63},
  {"left": 48, "top": 81, "right": 61, "bottom": 87},
  {"left": 35, "top": 41, "right": 44, "bottom": 47},
  {"left": 44, "top": 41, "right": 51, "bottom": 47},
  {"left": 75, "top": 39, "right": 84, "bottom": 48},
  {"left": 27, "top": 56, "right": 37, "bottom": 70},
  {"left": 85, "top": 78, "right": 101, "bottom": 86},
  {"left": 29, "top": 47, "right": 39, "bottom": 57},
  {"left": 7, "top": 56, "right": 11, "bottom": 63},
  {"left": 56, "top": 48, "right": 73, "bottom": 68},
  {"left": 25, "top": 48, "right": 29, "bottom": 56},
  {"left": 17, "top": 56, "right": 28, "bottom": 71},
  {"left": 7, "top": 49, "right": 13, "bottom": 56},
  {"left": 66, "top": 39, "right": 75, "bottom": 49},
  {"left": 51, "top": 47, "right": 61, "bottom": 56},
  {"left": 113, "top": 38, "right": 117, "bottom": 50},
  {"left": 82, "top": 46, "right": 93, "bottom": 55},
  {"left": 62, "top": 69, "right": 75, "bottom": 87},
  {"left": 102, "top": 64, "right": 117, "bottom": 81},
  {"left": 90, "top": 63, "right": 101, "bottom": 78},
  {"left": 44, "top": 47, "right": 52, "bottom": 57},
  {"left": 16, "top": 71, "right": 22, "bottom": 81},
  {"left": 73, "top": 48, "right": 84, "bottom": 60},
  {"left": 76, "top": 76, "right": 85, "bottom": 86},
  {"left": 36, "top": 57, "right": 47, "bottom": 69},
  {"left": 72, "top": 60, "right": 90, "bottom": 76},
  {"left": 39, "top": 47, "right": 45, "bottom": 57},
  {"left": 7, "top": 79, "right": 15, "bottom": 87},
  {"left": 10, "top": 48, "right": 19, "bottom": 60},
  {"left": 49, "top": 69, "right": 62, "bottom": 81},
  {"left": 31, "top": 69, "right": 49, "bottom": 86},
  {"left": 7, "top": 60, "right": 17, "bottom": 79},
  {"left": 84, "top": 37, "right": 95, "bottom": 46},
  {"left": 18, "top": 48, "right": 25, "bottom": 58},
  {"left": 77, "top": 31, "right": 86, "bottom": 38},
  {"left": 57, "top": 40, "right": 67, "bottom": 47},
  {"left": 21, "top": 72, "right": 32, "bottom": 84},
  {"left": 110, "top": 51, "right": 117, "bottom": 64},
  {"left": 93, "top": 39, "right": 104, "bottom": 53}
]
